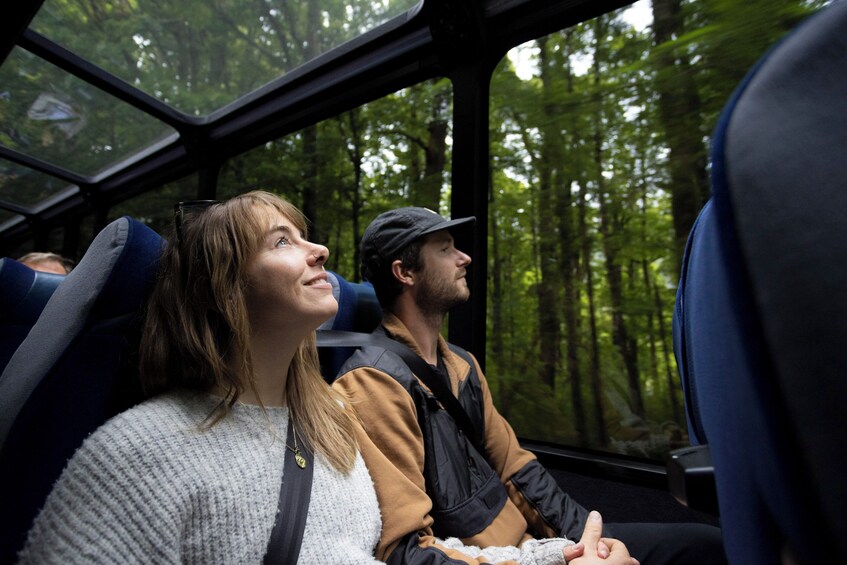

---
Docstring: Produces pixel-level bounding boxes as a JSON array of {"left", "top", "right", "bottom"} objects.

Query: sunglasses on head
[{"left": 173, "top": 200, "right": 219, "bottom": 244}]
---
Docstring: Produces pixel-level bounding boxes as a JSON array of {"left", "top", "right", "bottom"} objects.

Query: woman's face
[{"left": 244, "top": 208, "right": 337, "bottom": 336}]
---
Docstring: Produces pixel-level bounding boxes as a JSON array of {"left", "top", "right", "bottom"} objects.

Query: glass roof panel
[
  {"left": 0, "top": 160, "right": 76, "bottom": 207},
  {"left": 0, "top": 47, "right": 177, "bottom": 178},
  {"left": 108, "top": 173, "right": 198, "bottom": 238},
  {"left": 0, "top": 209, "right": 17, "bottom": 226},
  {"left": 30, "top": 0, "right": 422, "bottom": 117}
]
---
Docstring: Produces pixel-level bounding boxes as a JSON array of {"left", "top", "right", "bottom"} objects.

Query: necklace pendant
[{"left": 295, "top": 449, "right": 307, "bottom": 469}]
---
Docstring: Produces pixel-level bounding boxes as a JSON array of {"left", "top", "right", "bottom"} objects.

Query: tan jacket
[{"left": 335, "top": 314, "right": 565, "bottom": 564}]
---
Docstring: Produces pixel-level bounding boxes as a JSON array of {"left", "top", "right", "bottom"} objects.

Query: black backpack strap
[
  {"left": 264, "top": 419, "right": 314, "bottom": 564},
  {"left": 446, "top": 343, "right": 485, "bottom": 443},
  {"left": 317, "top": 329, "right": 484, "bottom": 453}
]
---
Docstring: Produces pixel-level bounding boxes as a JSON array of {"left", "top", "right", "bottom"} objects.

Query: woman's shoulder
[
  {"left": 120, "top": 388, "right": 217, "bottom": 423},
  {"left": 17, "top": 392, "right": 222, "bottom": 563},
  {"left": 79, "top": 390, "right": 217, "bottom": 460}
]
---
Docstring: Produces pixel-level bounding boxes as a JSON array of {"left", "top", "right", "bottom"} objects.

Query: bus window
[
  {"left": 0, "top": 47, "right": 177, "bottom": 176},
  {"left": 219, "top": 78, "right": 454, "bottom": 279},
  {"left": 107, "top": 174, "right": 199, "bottom": 238},
  {"left": 28, "top": 0, "right": 421, "bottom": 117},
  {"left": 487, "top": 0, "right": 823, "bottom": 461}
]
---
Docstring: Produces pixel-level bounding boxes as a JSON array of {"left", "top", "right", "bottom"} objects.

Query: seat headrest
[
  {"left": 0, "top": 216, "right": 163, "bottom": 448},
  {"left": 0, "top": 258, "right": 64, "bottom": 325},
  {"left": 713, "top": 2, "right": 847, "bottom": 555},
  {"left": 675, "top": 2, "right": 847, "bottom": 561},
  {"left": 318, "top": 271, "right": 382, "bottom": 381}
]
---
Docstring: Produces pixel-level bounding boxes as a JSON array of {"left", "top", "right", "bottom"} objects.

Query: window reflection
[{"left": 0, "top": 48, "right": 176, "bottom": 177}]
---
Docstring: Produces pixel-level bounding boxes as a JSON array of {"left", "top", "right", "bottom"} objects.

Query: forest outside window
[
  {"left": 487, "top": 0, "right": 826, "bottom": 461},
  {"left": 107, "top": 174, "right": 200, "bottom": 240},
  {"left": 29, "top": 0, "right": 422, "bottom": 117},
  {"left": 218, "top": 78, "right": 454, "bottom": 279}
]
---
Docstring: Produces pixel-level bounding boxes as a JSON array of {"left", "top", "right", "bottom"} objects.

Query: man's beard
[{"left": 416, "top": 269, "right": 469, "bottom": 317}]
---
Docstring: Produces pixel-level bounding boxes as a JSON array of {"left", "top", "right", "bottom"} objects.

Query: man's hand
[{"left": 562, "top": 511, "right": 639, "bottom": 565}]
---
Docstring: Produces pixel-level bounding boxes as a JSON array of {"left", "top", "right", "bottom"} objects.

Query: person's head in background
[
  {"left": 140, "top": 190, "right": 356, "bottom": 471},
  {"left": 17, "top": 252, "right": 75, "bottom": 275}
]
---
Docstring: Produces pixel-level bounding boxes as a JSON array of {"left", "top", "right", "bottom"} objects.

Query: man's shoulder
[{"left": 337, "top": 342, "right": 418, "bottom": 389}]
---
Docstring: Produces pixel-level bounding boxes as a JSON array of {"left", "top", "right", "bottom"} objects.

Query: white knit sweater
[{"left": 17, "top": 390, "right": 382, "bottom": 564}]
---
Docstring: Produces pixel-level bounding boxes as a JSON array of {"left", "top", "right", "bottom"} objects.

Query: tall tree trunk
[
  {"left": 416, "top": 116, "right": 448, "bottom": 210},
  {"left": 556, "top": 29, "right": 588, "bottom": 446},
  {"left": 301, "top": 126, "right": 320, "bottom": 240},
  {"left": 595, "top": 146, "right": 644, "bottom": 419},
  {"left": 653, "top": 276, "right": 681, "bottom": 424},
  {"left": 636, "top": 148, "right": 661, "bottom": 412},
  {"left": 652, "top": 0, "right": 709, "bottom": 271},
  {"left": 578, "top": 176, "right": 607, "bottom": 447},
  {"left": 489, "top": 162, "right": 505, "bottom": 406},
  {"left": 642, "top": 264, "right": 661, "bottom": 389},
  {"left": 338, "top": 109, "right": 364, "bottom": 273},
  {"left": 593, "top": 18, "right": 644, "bottom": 420},
  {"left": 408, "top": 80, "right": 448, "bottom": 210},
  {"left": 535, "top": 36, "right": 562, "bottom": 391}
]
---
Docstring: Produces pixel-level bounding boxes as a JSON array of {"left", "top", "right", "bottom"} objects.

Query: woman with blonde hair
[{"left": 18, "top": 191, "right": 381, "bottom": 563}]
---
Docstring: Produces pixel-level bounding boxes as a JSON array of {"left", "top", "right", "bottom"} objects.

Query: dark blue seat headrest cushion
[
  {"left": 318, "top": 271, "right": 382, "bottom": 382},
  {"left": 0, "top": 258, "right": 64, "bottom": 325}
]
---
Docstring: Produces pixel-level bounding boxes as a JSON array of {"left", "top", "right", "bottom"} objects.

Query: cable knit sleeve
[
  {"left": 17, "top": 417, "right": 184, "bottom": 564},
  {"left": 437, "top": 537, "right": 573, "bottom": 565}
]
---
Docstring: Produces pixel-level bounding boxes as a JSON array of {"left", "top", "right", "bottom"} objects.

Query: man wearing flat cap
[{"left": 333, "top": 207, "right": 725, "bottom": 565}]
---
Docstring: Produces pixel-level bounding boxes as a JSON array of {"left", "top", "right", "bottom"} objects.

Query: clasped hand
[{"left": 561, "top": 511, "right": 639, "bottom": 565}]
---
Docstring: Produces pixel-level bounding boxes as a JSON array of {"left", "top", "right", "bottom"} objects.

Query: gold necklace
[{"left": 287, "top": 424, "right": 308, "bottom": 469}]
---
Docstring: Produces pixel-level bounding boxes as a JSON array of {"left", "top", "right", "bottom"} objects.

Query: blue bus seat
[
  {"left": 318, "top": 270, "right": 382, "bottom": 382},
  {"left": 0, "top": 217, "right": 163, "bottom": 562},
  {"left": 671, "top": 2, "right": 847, "bottom": 563},
  {"left": 0, "top": 258, "right": 65, "bottom": 375}
]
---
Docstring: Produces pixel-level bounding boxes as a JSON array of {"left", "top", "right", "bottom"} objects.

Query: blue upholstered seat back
[
  {"left": 0, "top": 217, "right": 163, "bottom": 562},
  {"left": 0, "top": 258, "right": 65, "bottom": 375},
  {"left": 673, "top": 3, "right": 847, "bottom": 562},
  {"left": 318, "top": 270, "right": 382, "bottom": 381}
]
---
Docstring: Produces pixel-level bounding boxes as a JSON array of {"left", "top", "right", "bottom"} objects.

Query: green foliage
[
  {"left": 488, "top": 0, "right": 819, "bottom": 460},
  {"left": 217, "top": 79, "right": 454, "bottom": 281},
  {"left": 676, "top": 0, "right": 822, "bottom": 136},
  {"left": 28, "top": 0, "right": 419, "bottom": 116},
  {"left": 108, "top": 174, "right": 198, "bottom": 238}
]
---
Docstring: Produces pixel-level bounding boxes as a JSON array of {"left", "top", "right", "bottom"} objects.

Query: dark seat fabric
[
  {"left": 0, "top": 217, "right": 163, "bottom": 563},
  {"left": 0, "top": 258, "right": 65, "bottom": 375},
  {"left": 673, "top": 2, "right": 847, "bottom": 563},
  {"left": 318, "top": 270, "right": 382, "bottom": 382}
]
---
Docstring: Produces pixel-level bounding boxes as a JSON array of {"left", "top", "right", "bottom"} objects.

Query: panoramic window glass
[
  {"left": 0, "top": 161, "right": 75, "bottom": 208},
  {"left": 71, "top": 214, "right": 97, "bottom": 260},
  {"left": 30, "top": 0, "right": 422, "bottom": 117},
  {"left": 0, "top": 47, "right": 177, "bottom": 179},
  {"left": 107, "top": 173, "right": 199, "bottom": 239},
  {"left": 487, "top": 0, "right": 826, "bottom": 461},
  {"left": 219, "top": 78, "right": 453, "bottom": 279},
  {"left": 0, "top": 209, "right": 14, "bottom": 227}
]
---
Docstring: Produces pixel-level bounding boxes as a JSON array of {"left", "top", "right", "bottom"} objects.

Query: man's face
[{"left": 414, "top": 229, "right": 472, "bottom": 315}]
